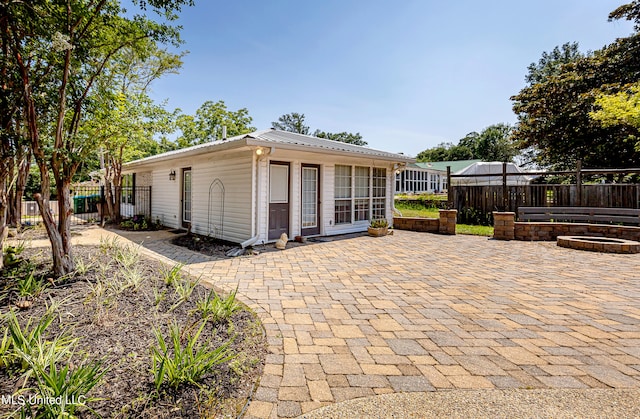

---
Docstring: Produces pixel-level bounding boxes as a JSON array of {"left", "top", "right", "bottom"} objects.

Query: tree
[
  {"left": 4, "top": 0, "right": 192, "bottom": 276},
  {"left": 609, "top": 0, "right": 640, "bottom": 31},
  {"left": 176, "top": 100, "right": 254, "bottom": 147},
  {"left": 416, "top": 124, "right": 516, "bottom": 163},
  {"left": 272, "top": 112, "right": 310, "bottom": 134},
  {"left": 416, "top": 142, "right": 472, "bottom": 162},
  {"left": 0, "top": 9, "right": 33, "bottom": 265},
  {"left": 591, "top": 83, "right": 640, "bottom": 135},
  {"left": 313, "top": 130, "right": 367, "bottom": 146},
  {"left": 473, "top": 124, "right": 517, "bottom": 162},
  {"left": 84, "top": 42, "right": 183, "bottom": 221},
  {"left": 525, "top": 42, "right": 583, "bottom": 86},
  {"left": 511, "top": 9, "right": 640, "bottom": 170}
]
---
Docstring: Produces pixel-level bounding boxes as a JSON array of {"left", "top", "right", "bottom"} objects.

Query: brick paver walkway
[{"left": 114, "top": 228, "right": 640, "bottom": 418}]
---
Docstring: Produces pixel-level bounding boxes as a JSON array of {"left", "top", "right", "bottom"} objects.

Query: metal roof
[
  {"left": 124, "top": 129, "right": 415, "bottom": 168},
  {"left": 414, "top": 159, "right": 481, "bottom": 173},
  {"left": 249, "top": 130, "right": 414, "bottom": 161}
]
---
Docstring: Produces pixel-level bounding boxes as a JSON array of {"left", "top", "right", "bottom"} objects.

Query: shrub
[
  {"left": 457, "top": 207, "right": 494, "bottom": 226},
  {"left": 119, "top": 215, "right": 160, "bottom": 231}
]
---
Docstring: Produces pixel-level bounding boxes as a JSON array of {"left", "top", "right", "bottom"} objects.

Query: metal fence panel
[{"left": 20, "top": 186, "right": 152, "bottom": 226}]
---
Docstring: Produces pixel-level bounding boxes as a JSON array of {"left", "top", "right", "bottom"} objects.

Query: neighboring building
[
  {"left": 395, "top": 160, "right": 480, "bottom": 194},
  {"left": 451, "top": 161, "right": 535, "bottom": 186},
  {"left": 123, "top": 129, "right": 414, "bottom": 246}
]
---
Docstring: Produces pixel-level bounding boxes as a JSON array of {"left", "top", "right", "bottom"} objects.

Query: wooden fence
[
  {"left": 446, "top": 161, "right": 640, "bottom": 225},
  {"left": 453, "top": 184, "right": 640, "bottom": 217}
]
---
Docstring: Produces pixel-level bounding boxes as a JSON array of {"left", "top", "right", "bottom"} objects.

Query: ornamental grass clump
[
  {"left": 151, "top": 320, "right": 234, "bottom": 391},
  {"left": 195, "top": 288, "right": 241, "bottom": 323}
]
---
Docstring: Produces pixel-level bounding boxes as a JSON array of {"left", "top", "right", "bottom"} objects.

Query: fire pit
[{"left": 557, "top": 236, "right": 640, "bottom": 254}]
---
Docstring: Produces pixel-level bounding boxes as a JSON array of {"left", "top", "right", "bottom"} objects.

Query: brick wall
[
  {"left": 493, "top": 212, "right": 515, "bottom": 240},
  {"left": 393, "top": 209, "right": 457, "bottom": 235},
  {"left": 515, "top": 222, "right": 640, "bottom": 241},
  {"left": 438, "top": 210, "right": 457, "bottom": 235},
  {"left": 393, "top": 217, "right": 439, "bottom": 233},
  {"left": 491, "top": 211, "right": 640, "bottom": 241}
]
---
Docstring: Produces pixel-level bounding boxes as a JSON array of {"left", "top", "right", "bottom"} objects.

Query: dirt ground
[{"left": 0, "top": 237, "right": 267, "bottom": 418}]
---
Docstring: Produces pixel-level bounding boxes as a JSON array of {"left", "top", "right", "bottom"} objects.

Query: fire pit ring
[{"left": 557, "top": 236, "right": 640, "bottom": 254}]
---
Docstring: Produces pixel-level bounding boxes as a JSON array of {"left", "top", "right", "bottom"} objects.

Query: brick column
[
  {"left": 493, "top": 211, "right": 515, "bottom": 240},
  {"left": 438, "top": 209, "right": 457, "bottom": 235}
]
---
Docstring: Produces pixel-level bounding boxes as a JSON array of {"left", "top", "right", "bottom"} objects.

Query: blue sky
[{"left": 146, "top": 0, "right": 635, "bottom": 157}]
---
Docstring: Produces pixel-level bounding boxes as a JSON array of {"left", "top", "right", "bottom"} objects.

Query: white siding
[
  {"left": 151, "top": 170, "right": 181, "bottom": 229},
  {"left": 189, "top": 152, "right": 252, "bottom": 244},
  {"left": 256, "top": 158, "right": 269, "bottom": 244},
  {"left": 142, "top": 151, "right": 252, "bottom": 243},
  {"left": 134, "top": 147, "right": 401, "bottom": 244},
  {"left": 258, "top": 150, "right": 396, "bottom": 240}
]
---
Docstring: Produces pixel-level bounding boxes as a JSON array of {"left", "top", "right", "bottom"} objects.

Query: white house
[
  {"left": 395, "top": 162, "right": 447, "bottom": 194},
  {"left": 123, "top": 129, "right": 415, "bottom": 247},
  {"left": 395, "top": 160, "right": 481, "bottom": 194}
]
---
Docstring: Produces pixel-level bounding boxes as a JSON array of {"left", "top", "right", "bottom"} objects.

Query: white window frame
[{"left": 334, "top": 165, "right": 387, "bottom": 224}]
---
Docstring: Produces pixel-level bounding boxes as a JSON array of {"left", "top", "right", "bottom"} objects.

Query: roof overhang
[{"left": 123, "top": 132, "right": 415, "bottom": 172}]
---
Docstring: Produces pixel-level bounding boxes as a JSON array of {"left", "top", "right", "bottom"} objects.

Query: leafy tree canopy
[
  {"left": 272, "top": 112, "right": 310, "bottom": 134},
  {"left": 590, "top": 82, "right": 640, "bottom": 149},
  {"left": 313, "top": 130, "right": 367, "bottom": 146},
  {"left": 272, "top": 112, "right": 367, "bottom": 145},
  {"left": 511, "top": 2, "right": 640, "bottom": 170},
  {"left": 525, "top": 42, "right": 584, "bottom": 86},
  {"left": 416, "top": 124, "right": 516, "bottom": 162},
  {"left": 176, "top": 100, "right": 254, "bottom": 147},
  {"left": 2, "top": 0, "right": 192, "bottom": 275}
]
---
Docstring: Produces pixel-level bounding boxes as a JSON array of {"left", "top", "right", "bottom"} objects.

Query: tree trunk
[
  {"left": 34, "top": 192, "right": 74, "bottom": 277},
  {"left": 9, "top": 146, "right": 30, "bottom": 228},
  {"left": 0, "top": 185, "right": 8, "bottom": 271},
  {"left": 105, "top": 178, "right": 115, "bottom": 221},
  {"left": 57, "top": 180, "right": 74, "bottom": 264}
]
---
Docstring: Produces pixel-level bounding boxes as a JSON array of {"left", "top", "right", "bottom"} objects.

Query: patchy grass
[
  {"left": 456, "top": 224, "right": 494, "bottom": 236},
  {"left": 394, "top": 200, "right": 494, "bottom": 236},
  {"left": 394, "top": 201, "right": 440, "bottom": 218}
]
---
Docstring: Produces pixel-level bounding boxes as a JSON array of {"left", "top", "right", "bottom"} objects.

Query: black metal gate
[{"left": 20, "top": 186, "right": 152, "bottom": 226}]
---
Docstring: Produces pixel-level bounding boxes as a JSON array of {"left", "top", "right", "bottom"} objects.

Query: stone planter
[{"left": 368, "top": 226, "right": 388, "bottom": 237}]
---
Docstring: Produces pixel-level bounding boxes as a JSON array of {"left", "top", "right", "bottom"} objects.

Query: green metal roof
[{"left": 413, "top": 159, "right": 481, "bottom": 172}]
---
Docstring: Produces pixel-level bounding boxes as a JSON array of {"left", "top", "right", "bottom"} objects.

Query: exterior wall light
[
  {"left": 256, "top": 148, "right": 263, "bottom": 156},
  {"left": 169, "top": 170, "right": 176, "bottom": 181}
]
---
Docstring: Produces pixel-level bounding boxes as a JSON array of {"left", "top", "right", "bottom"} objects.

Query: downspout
[{"left": 241, "top": 149, "right": 263, "bottom": 248}]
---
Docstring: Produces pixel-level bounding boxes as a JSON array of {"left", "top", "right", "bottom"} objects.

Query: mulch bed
[
  {"left": 171, "top": 231, "right": 369, "bottom": 259},
  {"left": 0, "top": 243, "right": 267, "bottom": 418}
]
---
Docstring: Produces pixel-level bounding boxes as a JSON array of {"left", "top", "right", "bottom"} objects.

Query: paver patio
[{"left": 111, "top": 228, "right": 640, "bottom": 418}]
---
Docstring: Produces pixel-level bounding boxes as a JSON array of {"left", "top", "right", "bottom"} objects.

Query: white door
[
  {"left": 269, "top": 163, "right": 290, "bottom": 240},
  {"left": 301, "top": 164, "right": 320, "bottom": 235},
  {"left": 182, "top": 169, "right": 192, "bottom": 226}
]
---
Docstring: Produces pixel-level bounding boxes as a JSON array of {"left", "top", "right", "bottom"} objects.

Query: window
[
  {"left": 354, "top": 167, "right": 369, "bottom": 221},
  {"left": 372, "top": 168, "right": 386, "bottom": 219},
  {"left": 334, "top": 165, "right": 387, "bottom": 224},
  {"left": 334, "top": 165, "right": 352, "bottom": 224},
  {"left": 122, "top": 174, "right": 135, "bottom": 205}
]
